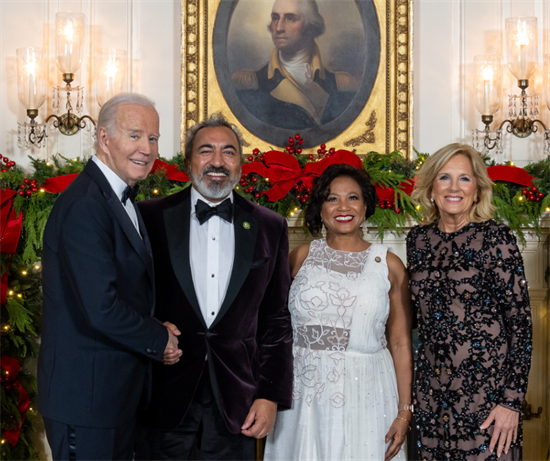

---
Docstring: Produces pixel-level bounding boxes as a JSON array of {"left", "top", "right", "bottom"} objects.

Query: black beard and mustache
[{"left": 189, "top": 165, "right": 241, "bottom": 200}]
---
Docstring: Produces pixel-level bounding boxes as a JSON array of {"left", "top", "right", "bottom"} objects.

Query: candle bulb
[
  {"left": 27, "top": 56, "right": 36, "bottom": 109},
  {"left": 516, "top": 20, "right": 529, "bottom": 79},
  {"left": 17, "top": 47, "right": 46, "bottom": 111},
  {"left": 55, "top": 13, "right": 85, "bottom": 75},
  {"left": 474, "top": 55, "right": 501, "bottom": 120},
  {"left": 520, "top": 45, "right": 526, "bottom": 78},
  {"left": 28, "top": 73, "right": 34, "bottom": 109},
  {"left": 482, "top": 65, "right": 494, "bottom": 115},
  {"left": 107, "top": 60, "right": 117, "bottom": 100},
  {"left": 64, "top": 20, "right": 74, "bottom": 72},
  {"left": 97, "top": 48, "right": 127, "bottom": 106}
]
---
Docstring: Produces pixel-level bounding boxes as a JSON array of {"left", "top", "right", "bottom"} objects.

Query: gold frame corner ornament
[{"left": 181, "top": 0, "right": 413, "bottom": 159}]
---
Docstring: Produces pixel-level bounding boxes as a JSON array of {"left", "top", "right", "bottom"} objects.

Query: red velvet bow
[
  {"left": 487, "top": 165, "right": 533, "bottom": 186},
  {"left": 375, "top": 178, "right": 416, "bottom": 202},
  {"left": 242, "top": 150, "right": 363, "bottom": 202},
  {"left": 1, "top": 355, "right": 30, "bottom": 446},
  {"left": 40, "top": 159, "right": 190, "bottom": 195},
  {"left": 42, "top": 174, "right": 79, "bottom": 193},
  {"left": 1, "top": 189, "right": 23, "bottom": 305},
  {"left": 151, "top": 159, "right": 189, "bottom": 182}
]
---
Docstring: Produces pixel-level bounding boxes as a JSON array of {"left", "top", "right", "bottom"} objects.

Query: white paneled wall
[
  {"left": 414, "top": 0, "right": 550, "bottom": 166},
  {"left": 0, "top": 0, "right": 181, "bottom": 169}
]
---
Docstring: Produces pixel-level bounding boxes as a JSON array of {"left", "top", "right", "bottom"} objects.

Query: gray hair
[
  {"left": 184, "top": 112, "right": 244, "bottom": 161},
  {"left": 95, "top": 93, "right": 158, "bottom": 149},
  {"left": 300, "top": 0, "right": 325, "bottom": 38},
  {"left": 269, "top": 0, "right": 325, "bottom": 39}
]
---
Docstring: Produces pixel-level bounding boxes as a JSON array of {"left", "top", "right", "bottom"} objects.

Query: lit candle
[
  {"left": 482, "top": 64, "right": 494, "bottom": 115},
  {"left": 64, "top": 20, "right": 74, "bottom": 72},
  {"left": 27, "top": 57, "right": 36, "bottom": 108},
  {"left": 107, "top": 59, "right": 117, "bottom": 100},
  {"left": 517, "top": 20, "right": 529, "bottom": 79}
]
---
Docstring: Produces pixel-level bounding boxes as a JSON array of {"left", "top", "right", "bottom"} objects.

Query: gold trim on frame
[{"left": 181, "top": 0, "right": 413, "bottom": 159}]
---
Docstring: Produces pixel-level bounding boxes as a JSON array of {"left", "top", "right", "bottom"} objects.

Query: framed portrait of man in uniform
[{"left": 181, "top": 0, "right": 412, "bottom": 157}]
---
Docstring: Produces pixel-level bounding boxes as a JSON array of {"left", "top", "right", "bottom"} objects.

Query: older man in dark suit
[
  {"left": 38, "top": 93, "right": 182, "bottom": 460},
  {"left": 135, "top": 113, "right": 293, "bottom": 460}
]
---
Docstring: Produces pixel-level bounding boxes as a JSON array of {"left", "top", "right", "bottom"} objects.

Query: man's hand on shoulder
[
  {"left": 162, "top": 322, "right": 182, "bottom": 365},
  {"left": 241, "top": 399, "right": 277, "bottom": 439}
]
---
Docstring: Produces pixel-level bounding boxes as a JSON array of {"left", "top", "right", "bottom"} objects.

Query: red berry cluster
[
  {"left": 314, "top": 144, "right": 337, "bottom": 160},
  {"left": 293, "top": 183, "right": 312, "bottom": 205},
  {"left": 1, "top": 156, "right": 16, "bottom": 173},
  {"left": 378, "top": 199, "right": 402, "bottom": 214},
  {"left": 247, "top": 148, "right": 265, "bottom": 163},
  {"left": 239, "top": 172, "right": 261, "bottom": 199},
  {"left": 286, "top": 133, "right": 304, "bottom": 155},
  {"left": 522, "top": 186, "right": 544, "bottom": 202},
  {"left": 18, "top": 177, "right": 39, "bottom": 197}
]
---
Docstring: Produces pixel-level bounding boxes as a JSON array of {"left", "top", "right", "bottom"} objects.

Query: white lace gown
[{"left": 264, "top": 239, "right": 405, "bottom": 461}]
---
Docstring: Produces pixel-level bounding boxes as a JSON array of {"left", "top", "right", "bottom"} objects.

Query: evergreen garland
[{"left": 0, "top": 146, "right": 549, "bottom": 460}]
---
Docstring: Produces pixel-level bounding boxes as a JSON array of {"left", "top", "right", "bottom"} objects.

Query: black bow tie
[
  {"left": 195, "top": 198, "right": 233, "bottom": 225},
  {"left": 121, "top": 184, "right": 139, "bottom": 205}
]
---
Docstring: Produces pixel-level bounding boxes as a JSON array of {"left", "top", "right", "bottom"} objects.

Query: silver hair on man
[
  {"left": 268, "top": 0, "right": 326, "bottom": 38},
  {"left": 95, "top": 93, "right": 158, "bottom": 150}
]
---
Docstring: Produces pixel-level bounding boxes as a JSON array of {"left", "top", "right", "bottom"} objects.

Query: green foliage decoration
[{"left": 0, "top": 146, "right": 549, "bottom": 460}]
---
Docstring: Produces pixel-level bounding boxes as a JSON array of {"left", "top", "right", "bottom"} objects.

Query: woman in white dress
[{"left": 264, "top": 164, "right": 413, "bottom": 461}]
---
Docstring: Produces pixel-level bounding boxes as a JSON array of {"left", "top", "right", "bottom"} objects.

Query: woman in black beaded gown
[{"left": 406, "top": 144, "right": 532, "bottom": 461}]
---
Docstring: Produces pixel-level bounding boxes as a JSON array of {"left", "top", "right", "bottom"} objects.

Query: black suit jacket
[
  {"left": 137, "top": 187, "right": 293, "bottom": 433},
  {"left": 38, "top": 160, "right": 168, "bottom": 428}
]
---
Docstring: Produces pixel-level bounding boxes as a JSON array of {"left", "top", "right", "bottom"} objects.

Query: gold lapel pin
[{"left": 243, "top": 222, "right": 250, "bottom": 229}]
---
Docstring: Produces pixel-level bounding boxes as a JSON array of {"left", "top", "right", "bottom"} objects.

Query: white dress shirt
[
  {"left": 190, "top": 187, "right": 235, "bottom": 328},
  {"left": 91, "top": 155, "right": 141, "bottom": 237}
]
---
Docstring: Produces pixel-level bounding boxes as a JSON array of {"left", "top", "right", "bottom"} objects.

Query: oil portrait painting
[{"left": 213, "top": 0, "right": 380, "bottom": 147}]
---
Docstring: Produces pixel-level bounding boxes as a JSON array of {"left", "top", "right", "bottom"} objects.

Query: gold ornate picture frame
[{"left": 181, "top": 0, "right": 413, "bottom": 158}]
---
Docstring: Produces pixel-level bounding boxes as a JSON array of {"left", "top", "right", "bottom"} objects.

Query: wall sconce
[
  {"left": 96, "top": 49, "right": 127, "bottom": 107},
  {"left": 16, "top": 12, "right": 127, "bottom": 148},
  {"left": 472, "top": 17, "right": 549, "bottom": 155},
  {"left": 16, "top": 47, "right": 48, "bottom": 147}
]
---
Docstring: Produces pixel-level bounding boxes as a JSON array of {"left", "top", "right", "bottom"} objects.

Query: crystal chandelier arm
[
  {"left": 28, "top": 123, "right": 47, "bottom": 145},
  {"left": 484, "top": 123, "right": 504, "bottom": 151}
]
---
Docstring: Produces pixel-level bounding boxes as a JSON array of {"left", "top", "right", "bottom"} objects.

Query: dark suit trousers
[
  {"left": 43, "top": 416, "right": 136, "bottom": 460},
  {"left": 135, "top": 367, "right": 254, "bottom": 460}
]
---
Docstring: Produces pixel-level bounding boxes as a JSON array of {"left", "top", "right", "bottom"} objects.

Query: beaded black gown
[{"left": 406, "top": 220, "right": 532, "bottom": 461}]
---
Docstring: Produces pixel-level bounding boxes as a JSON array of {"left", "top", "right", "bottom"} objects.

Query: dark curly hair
[{"left": 305, "top": 164, "right": 378, "bottom": 237}]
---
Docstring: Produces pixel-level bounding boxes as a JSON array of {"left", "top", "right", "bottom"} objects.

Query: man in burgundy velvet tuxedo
[{"left": 135, "top": 113, "right": 293, "bottom": 460}]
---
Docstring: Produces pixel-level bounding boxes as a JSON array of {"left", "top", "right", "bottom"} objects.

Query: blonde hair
[{"left": 411, "top": 143, "right": 495, "bottom": 225}]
